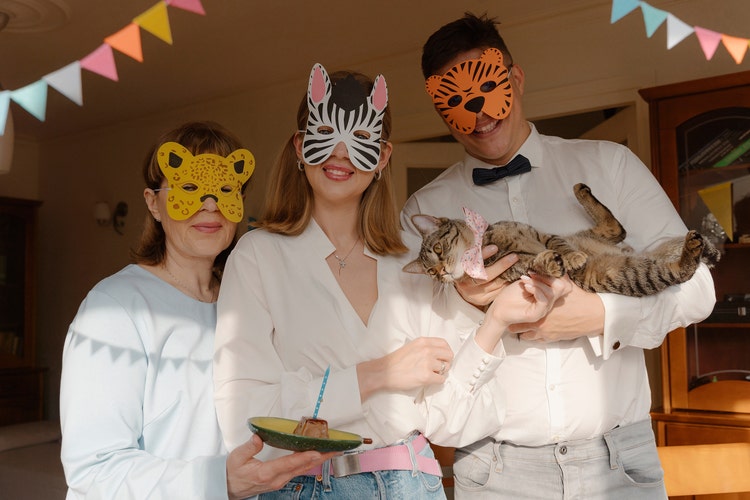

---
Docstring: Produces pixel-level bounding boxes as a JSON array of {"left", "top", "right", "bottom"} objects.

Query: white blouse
[{"left": 214, "top": 220, "right": 506, "bottom": 460}]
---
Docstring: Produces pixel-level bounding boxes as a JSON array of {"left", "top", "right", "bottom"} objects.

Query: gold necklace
[
  {"left": 333, "top": 238, "right": 360, "bottom": 275},
  {"left": 163, "top": 264, "right": 217, "bottom": 303}
]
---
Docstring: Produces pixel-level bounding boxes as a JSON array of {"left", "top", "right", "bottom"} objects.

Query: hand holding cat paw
[
  {"left": 455, "top": 248, "right": 518, "bottom": 307},
  {"left": 475, "top": 274, "right": 571, "bottom": 352},
  {"left": 509, "top": 277, "right": 605, "bottom": 342}
]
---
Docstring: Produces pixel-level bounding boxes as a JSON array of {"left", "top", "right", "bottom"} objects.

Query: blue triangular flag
[
  {"left": 10, "top": 80, "right": 48, "bottom": 121},
  {"left": 641, "top": 2, "right": 668, "bottom": 38},
  {"left": 611, "top": 0, "right": 641, "bottom": 23}
]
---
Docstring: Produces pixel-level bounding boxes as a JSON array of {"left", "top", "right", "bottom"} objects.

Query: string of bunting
[
  {"left": 611, "top": 0, "right": 750, "bottom": 64},
  {"left": 0, "top": 0, "right": 206, "bottom": 136}
]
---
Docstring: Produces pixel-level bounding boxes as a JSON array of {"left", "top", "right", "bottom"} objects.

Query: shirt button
[
  {"left": 559, "top": 446, "right": 568, "bottom": 455},
  {"left": 549, "top": 384, "right": 555, "bottom": 391},
  {"left": 612, "top": 341, "right": 621, "bottom": 350},
  {"left": 473, "top": 369, "right": 481, "bottom": 378}
]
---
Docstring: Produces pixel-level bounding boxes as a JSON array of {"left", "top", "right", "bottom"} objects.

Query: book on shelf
[
  {"left": 714, "top": 135, "right": 750, "bottom": 167},
  {"left": 679, "top": 128, "right": 745, "bottom": 171}
]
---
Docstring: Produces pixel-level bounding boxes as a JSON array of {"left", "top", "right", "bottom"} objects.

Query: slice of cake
[{"left": 292, "top": 417, "right": 329, "bottom": 438}]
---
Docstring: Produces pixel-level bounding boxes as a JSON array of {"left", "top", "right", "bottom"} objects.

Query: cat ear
[
  {"left": 411, "top": 214, "right": 441, "bottom": 236},
  {"left": 402, "top": 259, "right": 426, "bottom": 275}
]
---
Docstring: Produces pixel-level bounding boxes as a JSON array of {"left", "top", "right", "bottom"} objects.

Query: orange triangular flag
[
  {"left": 721, "top": 34, "right": 749, "bottom": 64},
  {"left": 105, "top": 23, "right": 144, "bottom": 62},
  {"left": 134, "top": 2, "right": 173, "bottom": 45}
]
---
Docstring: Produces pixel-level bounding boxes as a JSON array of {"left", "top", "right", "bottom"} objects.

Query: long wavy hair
[
  {"left": 131, "top": 121, "right": 250, "bottom": 273},
  {"left": 256, "top": 70, "right": 407, "bottom": 256}
]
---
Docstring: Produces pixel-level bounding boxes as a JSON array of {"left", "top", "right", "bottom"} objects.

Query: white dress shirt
[
  {"left": 213, "top": 220, "right": 510, "bottom": 460},
  {"left": 401, "top": 124, "right": 716, "bottom": 446}
]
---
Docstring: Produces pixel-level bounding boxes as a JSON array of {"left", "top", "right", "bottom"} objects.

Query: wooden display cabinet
[
  {"left": 640, "top": 72, "right": 750, "bottom": 453},
  {"left": 0, "top": 197, "right": 45, "bottom": 425}
]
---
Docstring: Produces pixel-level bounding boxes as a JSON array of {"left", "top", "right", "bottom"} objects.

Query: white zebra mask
[{"left": 301, "top": 63, "right": 388, "bottom": 172}]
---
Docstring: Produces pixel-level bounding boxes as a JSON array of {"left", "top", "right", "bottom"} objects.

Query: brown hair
[
  {"left": 131, "top": 121, "right": 250, "bottom": 271},
  {"left": 256, "top": 70, "right": 407, "bottom": 256}
]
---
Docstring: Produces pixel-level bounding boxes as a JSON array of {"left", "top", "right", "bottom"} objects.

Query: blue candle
[{"left": 312, "top": 366, "right": 330, "bottom": 419}]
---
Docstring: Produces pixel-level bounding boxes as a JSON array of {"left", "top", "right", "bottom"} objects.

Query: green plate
[{"left": 248, "top": 416, "right": 364, "bottom": 452}]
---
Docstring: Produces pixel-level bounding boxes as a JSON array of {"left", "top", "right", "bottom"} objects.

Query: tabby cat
[{"left": 403, "top": 183, "right": 720, "bottom": 297}]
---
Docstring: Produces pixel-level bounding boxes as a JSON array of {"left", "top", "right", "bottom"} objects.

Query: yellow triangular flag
[
  {"left": 698, "top": 182, "right": 733, "bottom": 241},
  {"left": 105, "top": 23, "right": 144, "bottom": 62},
  {"left": 134, "top": 2, "right": 173, "bottom": 45}
]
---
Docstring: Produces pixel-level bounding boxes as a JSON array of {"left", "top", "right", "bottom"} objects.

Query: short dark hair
[{"left": 421, "top": 12, "right": 513, "bottom": 78}]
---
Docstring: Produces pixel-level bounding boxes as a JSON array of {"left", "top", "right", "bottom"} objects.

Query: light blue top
[{"left": 60, "top": 264, "right": 229, "bottom": 499}]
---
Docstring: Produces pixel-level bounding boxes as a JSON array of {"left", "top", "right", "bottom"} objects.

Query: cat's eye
[
  {"left": 433, "top": 242, "right": 443, "bottom": 255},
  {"left": 316, "top": 126, "right": 334, "bottom": 135},
  {"left": 353, "top": 130, "right": 371, "bottom": 140},
  {"left": 447, "top": 95, "right": 462, "bottom": 107},
  {"left": 180, "top": 183, "right": 199, "bottom": 193},
  {"left": 480, "top": 81, "right": 497, "bottom": 93}
]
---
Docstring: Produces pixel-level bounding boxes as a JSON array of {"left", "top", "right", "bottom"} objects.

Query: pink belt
[{"left": 305, "top": 433, "right": 442, "bottom": 478}]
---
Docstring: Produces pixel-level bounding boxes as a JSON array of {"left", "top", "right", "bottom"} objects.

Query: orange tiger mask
[{"left": 425, "top": 48, "right": 513, "bottom": 134}]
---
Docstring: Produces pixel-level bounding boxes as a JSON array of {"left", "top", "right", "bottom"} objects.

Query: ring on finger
[{"left": 438, "top": 361, "right": 446, "bottom": 375}]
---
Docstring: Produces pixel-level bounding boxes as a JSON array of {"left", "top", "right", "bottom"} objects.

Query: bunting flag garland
[
  {"left": 611, "top": 0, "right": 750, "bottom": 64},
  {"left": 0, "top": 0, "right": 205, "bottom": 135}
]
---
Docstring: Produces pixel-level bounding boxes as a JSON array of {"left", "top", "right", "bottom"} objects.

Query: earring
[
  {"left": 374, "top": 169, "right": 382, "bottom": 181},
  {"left": 154, "top": 217, "right": 161, "bottom": 223},
  {"left": 297, "top": 160, "right": 305, "bottom": 171}
]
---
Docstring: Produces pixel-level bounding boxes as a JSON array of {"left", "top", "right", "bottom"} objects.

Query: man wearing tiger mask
[{"left": 401, "top": 12, "right": 715, "bottom": 500}]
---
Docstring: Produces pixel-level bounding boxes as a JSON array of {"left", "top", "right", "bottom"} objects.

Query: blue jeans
[
  {"left": 453, "top": 419, "right": 667, "bottom": 500},
  {"left": 259, "top": 436, "right": 445, "bottom": 500}
]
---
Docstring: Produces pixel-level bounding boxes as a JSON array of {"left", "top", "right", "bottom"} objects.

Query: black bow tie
[{"left": 472, "top": 154, "right": 532, "bottom": 186}]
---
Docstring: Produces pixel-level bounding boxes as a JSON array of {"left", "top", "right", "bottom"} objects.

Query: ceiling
[
  {"left": 0, "top": 0, "right": 748, "bottom": 142},
  {"left": 0, "top": 0, "right": 613, "bottom": 141}
]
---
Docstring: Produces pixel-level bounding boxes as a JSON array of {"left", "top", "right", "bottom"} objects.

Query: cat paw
[
  {"left": 565, "top": 251, "right": 588, "bottom": 270},
  {"left": 685, "top": 230, "right": 704, "bottom": 257},
  {"left": 573, "top": 183, "right": 592, "bottom": 202},
  {"left": 535, "top": 250, "right": 566, "bottom": 277}
]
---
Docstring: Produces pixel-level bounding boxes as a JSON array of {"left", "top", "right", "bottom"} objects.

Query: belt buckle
[{"left": 332, "top": 453, "right": 362, "bottom": 477}]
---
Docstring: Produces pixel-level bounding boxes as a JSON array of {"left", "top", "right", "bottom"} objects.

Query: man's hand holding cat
[
  {"left": 474, "top": 273, "right": 571, "bottom": 353},
  {"left": 455, "top": 245, "right": 519, "bottom": 307},
  {"left": 508, "top": 277, "right": 605, "bottom": 342}
]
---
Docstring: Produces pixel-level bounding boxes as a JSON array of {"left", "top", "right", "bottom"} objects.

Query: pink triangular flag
[
  {"left": 166, "top": 0, "right": 205, "bottom": 15},
  {"left": 80, "top": 44, "right": 119, "bottom": 81},
  {"left": 722, "top": 34, "right": 749, "bottom": 64},
  {"left": 694, "top": 26, "right": 723, "bottom": 60},
  {"left": 104, "top": 23, "right": 144, "bottom": 62},
  {"left": 43, "top": 61, "right": 83, "bottom": 106}
]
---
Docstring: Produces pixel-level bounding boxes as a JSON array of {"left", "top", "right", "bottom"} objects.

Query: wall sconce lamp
[{"left": 94, "top": 201, "right": 129, "bottom": 235}]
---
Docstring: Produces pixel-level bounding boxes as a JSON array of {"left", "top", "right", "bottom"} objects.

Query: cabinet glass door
[{"left": 675, "top": 107, "right": 750, "bottom": 406}]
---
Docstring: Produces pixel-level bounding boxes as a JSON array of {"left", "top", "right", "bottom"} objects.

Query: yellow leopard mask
[
  {"left": 425, "top": 48, "right": 513, "bottom": 134},
  {"left": 157, "top": 142, "right": 255, "bottom": 223}
]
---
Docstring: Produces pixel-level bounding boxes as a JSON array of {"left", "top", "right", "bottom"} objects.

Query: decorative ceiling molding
[{"left": 0, "top": 0, "right": 71, "bottom": 33}]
